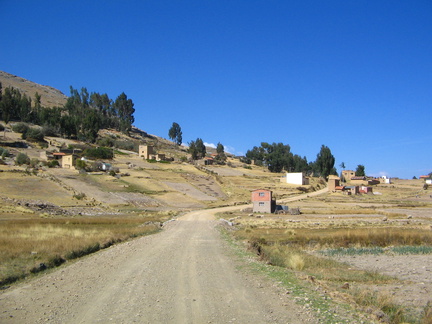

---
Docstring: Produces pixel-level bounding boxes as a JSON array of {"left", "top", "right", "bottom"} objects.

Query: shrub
[
  {"left": 16, "top": 152, "right": 30, "bottom": 165},
  {"left": 75, "top": 159, "right": 87, "bottom": 170},
  {"left": 73, "top": 192, "right": 86, "bottom": 200},
  {"left": 42, "top": 125, "right": 57, "bottom": 137},
  {"left": 12, "top": 122, "right": 29, "bottom": 134},
  {"left": 25, "top": 127, "right": 44, "bottom": 141},
  {"left": 114, "top": 140, "right": 136, "bottom": 151},
  {"left": 48, "top": 160, "right": 60, "bottom": 168},
  {"left": 0, "top": 147, "right": 9, "bottom": 158},
  {"left": 30, "top": 158, "right": 39, "bottom": 168},
  {"left": 288, "top": 254, "right": 305, "bottom": 270},
  {"left": 97, "top": 137, "right": 115, "bottom": 147},
  {"left": 83, "top": 147, "right": 113, "bottom": 159}
]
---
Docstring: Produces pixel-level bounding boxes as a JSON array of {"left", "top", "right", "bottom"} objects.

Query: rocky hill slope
[{"left": 0, "top": 71, "right": 68, "bottom": 107}]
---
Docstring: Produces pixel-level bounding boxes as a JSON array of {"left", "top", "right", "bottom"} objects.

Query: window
[
  {"left": 259, "top": 192, "right": 265, "bottom": 197},
  {"left": 259, "top": 202, "right": 265, "bottom": 206}
]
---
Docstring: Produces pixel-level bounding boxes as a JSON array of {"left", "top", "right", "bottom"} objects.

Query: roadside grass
[
  {"left": 0, "top": 215, "right": 167, "bottom": 287},
  {"left": 227, "top": 223, "right": 432, "bottom": 323},
  {"left": 219, "top": 227, "right": 369, "bottom": 323},
  {"left": 234, "top": 226, "right": 432, "bottom": 249}
]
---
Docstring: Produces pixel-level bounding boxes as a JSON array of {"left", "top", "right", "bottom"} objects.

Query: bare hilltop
[{"left": 0, "top": 71, "right": 68, "bottom": 108}]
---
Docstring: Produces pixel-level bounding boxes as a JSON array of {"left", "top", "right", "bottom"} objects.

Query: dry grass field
[{"left": 217, "top": 179, "right": 432, "bottom": 323}]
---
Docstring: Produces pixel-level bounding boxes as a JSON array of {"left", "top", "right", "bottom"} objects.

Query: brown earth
[
  {"left": 329, "top": 253, "right": 432, "bottom": 318},
  {"left": 0, "top": 71, "right": 68, "bottom": 108}
]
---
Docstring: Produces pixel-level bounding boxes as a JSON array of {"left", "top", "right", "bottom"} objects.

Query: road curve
[{"left": 0, "top": 209, "right": 318, "bottom": 324}]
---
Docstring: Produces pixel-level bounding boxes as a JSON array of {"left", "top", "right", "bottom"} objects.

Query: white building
[
  {"left": 286, "top": 172, "right": 308, "bottom": 185},
  {"left": 381, "top": 176, "right": 391, "bottom": 184}
]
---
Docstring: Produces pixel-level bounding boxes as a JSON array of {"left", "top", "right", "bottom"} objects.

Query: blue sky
[{"left": 1, "top": 1, "right": 431, "bottom": 179}]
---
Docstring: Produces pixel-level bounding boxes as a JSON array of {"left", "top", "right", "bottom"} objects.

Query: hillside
[{"left": 0, "top": 71, "right": 68, "bottom": 108}]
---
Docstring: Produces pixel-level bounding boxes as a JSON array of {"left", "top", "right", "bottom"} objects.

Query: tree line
[
  {"left": 243, "top": 142, "right": 337, "bottom": 178},
  {"left": 0, "top": 82, "right": 135, "bottom": 143}
]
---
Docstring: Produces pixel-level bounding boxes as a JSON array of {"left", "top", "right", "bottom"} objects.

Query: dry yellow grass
[{"left": 0, "top": 216, "right": 165, "bottom": 286}]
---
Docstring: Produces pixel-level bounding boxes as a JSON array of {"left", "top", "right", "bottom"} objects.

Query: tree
[
  {"left": 215, "top": 142, "right": 227, "bottom": 165},
  {"left": 168, "top": 122, "right": 182, "bottom": 145},
  {"left": 355, "top": 164, "right": 365, "bottom": 177},
  {"left": 113, "top": 92, "right": 135, "bottom": 133},
  {"left": 188, "top": 138, "right": 206, "bottom": 160},
  {"left": 314, "top": 145, "right": 336, "bottom": 179}
]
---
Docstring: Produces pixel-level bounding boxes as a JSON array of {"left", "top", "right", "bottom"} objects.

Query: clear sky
[{"left": 1, "top": 1, "right": 431, "bottom": 179}]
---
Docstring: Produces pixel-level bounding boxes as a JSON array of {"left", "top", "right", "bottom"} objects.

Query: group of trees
[
  {"left": 243, "top": 142, "right": 337, "bottom": 178},
  {"left": 188, "top": 138, "right": 206, "bottom": 160},
  {"left": 62, "top": 87, "right": 135, "bottom": 142},
  {"left": 0, "top": 83, "right": 136, "bottom": 143}
]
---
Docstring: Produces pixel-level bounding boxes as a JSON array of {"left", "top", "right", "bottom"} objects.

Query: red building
[{"left": 251, "top": 189, "right": 276, "bottom": 213}]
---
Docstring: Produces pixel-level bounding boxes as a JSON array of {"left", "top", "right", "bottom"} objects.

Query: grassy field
[
  {"left": 218, "top": 180, "right": 432, "bottom": 323},
  {"left": 0, "top": 213, "right": 170, "bottom": 287}
]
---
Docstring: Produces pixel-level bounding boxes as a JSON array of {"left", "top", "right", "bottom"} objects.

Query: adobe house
[
  {"left": 345, "top": 186, "right": 360, "bottom": 195},
  {"left": 251, "top": 189, "right": 276, "bottom": 213},
  {"left": 341, "top": 170, "right": 355, "bottom": 182},
  {"left": 61, "top": 155, "right": 74, "bottom": 169},
  {"left": 139, "top": 145, "right": 155, "bottom": 159},
  {"left": 350, "top": 176, "right": 367, "bottom": 185},
  {"left": 285, "top": 172, "right": 308, "bottom": 185},
  {"left": 327, "top": 175, "right": 341, "bottom": 192},
  {"left": 359, "top": 186, "right": 373, "bottom": 194}
]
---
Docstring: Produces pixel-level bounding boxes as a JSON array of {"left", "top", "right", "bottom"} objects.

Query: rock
[{"left": 341, "top": 282, "right": 350, "bottom": 289}]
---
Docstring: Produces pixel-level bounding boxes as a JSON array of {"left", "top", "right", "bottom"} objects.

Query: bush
[
  {"left": 0, "top": 147, "right": 9, "bottom": 158},
  {"left": 97, "top": 137, "right": 115, "bottom": 147},
  {"left": 75, "top": 159, "right": 87, "bottom": 170},
  {"left": 25, "top": 127, "right": 44, "bottom": 141},
  {"left": 114, "top": 140, "right": 136, "bottom": 151},
  {"left": 12, "top": 122, "right": 29, "bottom": 134},
  {"left": 48, "top": 160, "right": 60, "bottom": 168},
  {"left": 16, "top": 152, "right": 30, "bottom": 165},
  {"left": 30, "top": 158, "right": 39, "bottom": 168},
  {"left": 0, "top": 124, "right": 4, "bottom": 132},
  {"left": 42, "top": 125, "right": 58, "bottom": 137},
  {"left": 83, "top": 147, "right": 113, "bottom": 159}
]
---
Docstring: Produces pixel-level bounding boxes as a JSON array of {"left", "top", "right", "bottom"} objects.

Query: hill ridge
[{"left": 0, "top": 70, "right": 68, "bottom": 107}]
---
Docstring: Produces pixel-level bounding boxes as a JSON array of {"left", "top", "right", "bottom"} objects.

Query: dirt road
[{"left": 0, "top": 209, "right": 317, "bottom": 324}]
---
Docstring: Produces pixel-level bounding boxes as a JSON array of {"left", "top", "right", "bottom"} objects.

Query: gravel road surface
[{"left": 0, "top": 208, "right": 316, "bottom": 324}]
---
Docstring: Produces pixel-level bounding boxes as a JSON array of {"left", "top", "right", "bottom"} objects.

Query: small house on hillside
[
  {"left": 285, "top": 172, "right": 308, "bottom": 185},
  {"left": 61, "top": 155, "right": 74, "bottom": 169},
  {"left": 342, "top": 170, "right": 355, "bottom": 181},
  {"left": 139, "top": 145, "right": 155, "bottom": 159},
  {"left": 328, "top": 175, "right": 341, "bottom": 192},
  {"left": 251, "top": 189, "right": 276, "bottom": 213},
  {"left": 139, "top": 145, "right": 166, "bottom": 161}
]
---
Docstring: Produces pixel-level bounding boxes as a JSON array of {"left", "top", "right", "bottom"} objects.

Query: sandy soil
[
  {"left": 329, "top": 254, "right": 432, "bottom": 318},
  {"left": 0, "top": 209, "right": 318, "bottom": 324}
]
